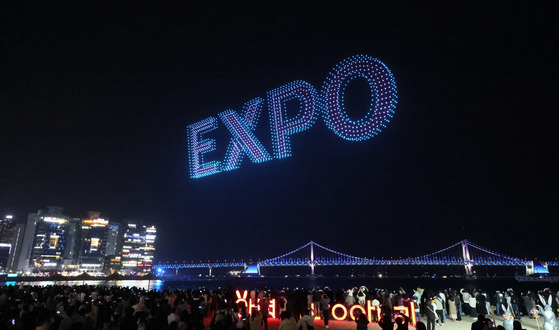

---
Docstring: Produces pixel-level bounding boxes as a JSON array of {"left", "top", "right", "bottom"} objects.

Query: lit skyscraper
[
  {"left": 0, "top": 215, "right": 16, "bottom": 271},
  {"left": 7, "top": 223, "right": 25, "bottom": 273},
  {"left": 120, "top": 223, "right": 156, "bottom": 274},
  {"left": 105, "top": 222, "right": 120, "bottom": 256},
  {"left": 63, "top": 218, "right": 82, "bottom": 271},
  {"left": 18, "top": 207, "right": 70, "bottom": 272},
  {"left": 79, "top": 211, "right": 110, "bottom": 273},
  {"left": 0, "top": 215, "right": 15, "bottom": 241}
]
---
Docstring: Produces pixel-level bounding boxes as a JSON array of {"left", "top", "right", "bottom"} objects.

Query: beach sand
[{"left": 262, "top": 315, "right": 545, "bottom": 330}]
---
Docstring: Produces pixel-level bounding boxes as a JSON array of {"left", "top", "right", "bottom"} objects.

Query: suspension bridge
[{"left": 154, "top": 239, "right": 557, "bottom": 276}]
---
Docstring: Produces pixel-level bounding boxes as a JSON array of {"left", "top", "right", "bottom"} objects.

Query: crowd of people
[{"left": 0, "top": 283, "right": 557, "bottom": 330}]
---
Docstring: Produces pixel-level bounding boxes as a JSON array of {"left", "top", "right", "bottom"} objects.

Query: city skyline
[
  {"left": 1, "top": 2, "right": 558, "bottom": 264},
  {"left": 0, "top": 207, "right": 157, "bottom": 274}
]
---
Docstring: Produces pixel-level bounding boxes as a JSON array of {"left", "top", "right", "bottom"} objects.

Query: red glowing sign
[
  {"left": 235, "top": 290, "right": 277, "bottom": 318},
  {"left": 331, "top": 301, "right": 416, "bottom": 325},
  {"left": 233, "top": 290, "right": 416, "bottom": 325}
]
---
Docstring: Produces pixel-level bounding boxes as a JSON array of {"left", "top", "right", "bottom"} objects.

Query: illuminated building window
[
  {"left": 91, "top": 238, "right": 99, "bottom": 251},
  {"left": 49, "top": 235, "right": 59, "bottom": 249}
]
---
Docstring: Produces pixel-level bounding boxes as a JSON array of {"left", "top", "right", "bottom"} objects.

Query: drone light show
[{"left": 187, "top": 55, "right": 398, "bottom": 178}]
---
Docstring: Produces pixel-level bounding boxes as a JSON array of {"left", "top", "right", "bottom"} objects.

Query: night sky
[{"left": 1, "top": 2, "right": 558, "bottom": 263}]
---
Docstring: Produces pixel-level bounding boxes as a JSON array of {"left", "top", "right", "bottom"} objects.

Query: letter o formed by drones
[{"left": 321, "top": 55, "right": 397, "bottom": 141}]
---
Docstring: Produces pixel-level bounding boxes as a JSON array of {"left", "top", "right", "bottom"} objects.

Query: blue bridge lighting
[{"left": 154, "top": 240, "right": 557, "bottom": 276}]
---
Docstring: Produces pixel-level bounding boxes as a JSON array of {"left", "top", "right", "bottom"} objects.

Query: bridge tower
[
  {"left": 461, "top": 240, "right": 473, "bottom": 276},
  {"left": 310, "top": 241, "right": 315, "bottom": 275}
]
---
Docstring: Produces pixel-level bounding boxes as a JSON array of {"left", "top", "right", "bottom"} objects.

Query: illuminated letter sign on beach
[
  {"left": 233, "top": 290, "right": 415, "bottom": 325},
  {"left": 187, "top": 55, "right": 398, "bottom": 178},
  {"left": 235, "top": 290, "right": 277, "bottom": 318}
]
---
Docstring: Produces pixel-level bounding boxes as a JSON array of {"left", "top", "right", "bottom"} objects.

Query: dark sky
[{"left": 1, "top": 2, "right": 558, "bottom": 263}]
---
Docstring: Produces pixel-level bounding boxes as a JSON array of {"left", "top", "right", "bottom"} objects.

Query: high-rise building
[
  {"left": 103, "top": 255, "right": 122, "bottom": 274},
  {"left": 7, "top": 223, "right": 25, "bottom": 273},
  {"left": 63, "top": 218, "right": 82, "bottom": 271},
  {"left": 120, "top": 223, "right": 156, "bottom": 274},
  {"left": 0, "top": 214, "right": 27, "bottom": 273},
  {"left": 77, "top": 212, "right": 121, "bottom": 274},
  {"left": 102, "top": 221, "right": 122, "bottom": 274},
  {"left": 79, "top": 211, "right": 110, "bottom": 273},
  {"left": 106, "top": 222, "right": 120, "bottom": 256},
  {"left": 18, "top": 207, "right": 70, "bottom": 272},
  {"left": 0, "top": 215, "right": 16, "bottom": 242},
  {"left": 18, "top": 214, "right": 38, "bottom": 272},
  {"left": 0, "top": 215, "right": 16, "bottom": 271}
]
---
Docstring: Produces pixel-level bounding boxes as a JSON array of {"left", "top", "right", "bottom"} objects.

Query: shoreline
[
  {"left": 0, "top": 274, "right": 160, "bottom": 282},
  {"left": 260, "top": 315, "right": 545, "bottom": 330},
  {"left": 2, "top": 274, "right": 558, "bottom": 285}
]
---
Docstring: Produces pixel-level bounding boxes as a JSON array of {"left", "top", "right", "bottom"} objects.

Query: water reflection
[{"left": 0, "top": 280, "right": 164, "bottom": 291}]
